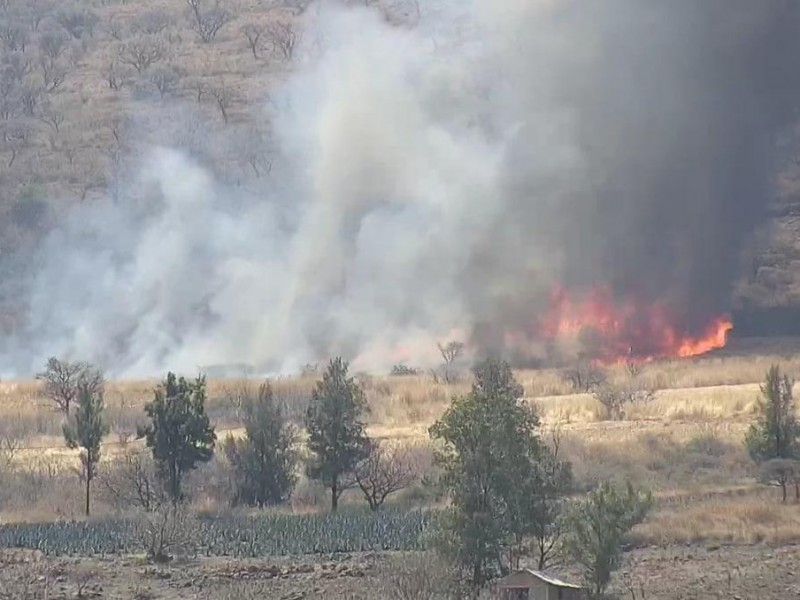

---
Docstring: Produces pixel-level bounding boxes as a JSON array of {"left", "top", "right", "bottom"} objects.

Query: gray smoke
[{"left": 2, "top": 0, "right": 800, "bottom": 376}]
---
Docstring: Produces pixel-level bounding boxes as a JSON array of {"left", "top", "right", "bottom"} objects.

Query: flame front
[{"left": 539, "top": 285, "right": 733, "bottom": 363}]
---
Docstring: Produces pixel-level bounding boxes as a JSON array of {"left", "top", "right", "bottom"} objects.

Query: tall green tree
[
  {"left": 63, "top": 381, "right": 110, "bottom": 516},
  {"left": 139, "top": 373, "right": 216, "bottom": 503},
  {"left": 746, "top": 365, "right": 799, "bottom": 462},
  {"left": 224, "top": 382, "right": 298, "bottom": 507},
  {"left": 429, "top": 357, "right": 571, "bottom": 587},
  {"left": 564, "top": 481, "right": 652, "bottom": 599},
  {"left": 304, "top": 357, "right": 369, "bottom": 512},
  {"left": 746, "top": 366, "right": 800, "bottom": 502}
]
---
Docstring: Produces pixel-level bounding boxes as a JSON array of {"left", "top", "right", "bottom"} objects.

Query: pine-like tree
[
  {"left": 139, "top": 373, "right": 216, "bottom": 503},
  {"left": 63, "top": 381, "right": 110, "bottom": 516},
  {"left": 225, "top": 382, "right": 298, "bottom": 507},
  {"left": 304, "top": 358, "right": 369, "bottom": 512}
]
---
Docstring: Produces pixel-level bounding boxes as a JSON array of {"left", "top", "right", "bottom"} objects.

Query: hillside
[
  {"left": 0, "top": 0, "right": 304, "bottom": 234},
  {"left": 2, "top": 0, "right": 800, "bottom": 329}
]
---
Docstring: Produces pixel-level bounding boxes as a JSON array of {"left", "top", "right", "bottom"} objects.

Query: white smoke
[
  {"left": 4, "top": 1, "right": 516, "bottom": 376},
  {"left": 4, "top": 0, "right": 799, "bottom": 377}
]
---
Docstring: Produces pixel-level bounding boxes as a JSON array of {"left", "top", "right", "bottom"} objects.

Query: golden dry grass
[
  {"left": 0, "top": 351, "right": 794, "bottom": 540},
  {"left": 635, "top": 491, "right": 800, "bottom": 546}
]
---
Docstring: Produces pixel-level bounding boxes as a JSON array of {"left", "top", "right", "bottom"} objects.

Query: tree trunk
[
  {"left": 781, "top": 480, "right": 787, "bottom": 503},
  {"left": 331, "top": 478, "right": 338, "bottom": 512},
  {"left": 85, "top": 474, "right": 91, "bottom": 516},
  {"left": 170, "top": 462, "right": 181, "bottom": 504}
]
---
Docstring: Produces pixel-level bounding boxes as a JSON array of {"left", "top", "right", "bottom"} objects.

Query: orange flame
[{"left": 539, "top": 285, "right": 733, "bottom": 363}]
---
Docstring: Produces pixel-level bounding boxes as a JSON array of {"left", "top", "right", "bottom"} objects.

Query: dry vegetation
[
  {"left": 2, "top": 1, "right": 800, "bottom": 596},
  {"left": 0, "top": 343, "right": 797, "bottom": 526}
]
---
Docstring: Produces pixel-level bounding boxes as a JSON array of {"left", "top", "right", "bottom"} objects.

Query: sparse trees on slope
[
  {"left": 304, "top": 357, "right": 370, "bottom": 512},
  {"left": 225, "top": 382, "right": 298, "bottom": 507},
  {"left": 564, "top": 481, "right": 652, "bottom": 599},
  {"left": 63, "top": 381, "right": 109, "bottom": 516},
  {"left": 139, "top": 373, "right": 216, "bottom": 503},
  {"left": 429, "top": 357, "right": 572, "bottom": 586}
]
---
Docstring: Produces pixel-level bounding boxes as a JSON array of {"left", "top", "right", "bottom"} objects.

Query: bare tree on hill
[{"left": 186, "top": 0, "right": 233, "bottom": 44}]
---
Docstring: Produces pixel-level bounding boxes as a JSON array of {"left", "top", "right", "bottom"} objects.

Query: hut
[{"left": 494, "top": 569, "right": 584, "bottom": 600}]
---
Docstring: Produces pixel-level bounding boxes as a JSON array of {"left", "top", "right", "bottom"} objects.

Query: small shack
[{"left": 495, "top": 569, "right": 584, "bottom": 600}]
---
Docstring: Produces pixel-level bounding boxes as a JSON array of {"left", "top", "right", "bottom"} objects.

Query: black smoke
[{"left": 470, "top": 0, "right": 800, "bottom": 353}]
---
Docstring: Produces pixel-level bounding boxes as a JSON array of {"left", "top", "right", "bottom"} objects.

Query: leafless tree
[
  {"left": 265, "top": 20, "right": 299, "bottom": 60},
  {"left": 232, "top": 125, "right": 272, "bottom": 177},
  {"left": 185, "top": 76, "right": 207, "bottom": 104},
  {"left": 148, "top": 64, "right": 183, "bottom": 99},
  {"left": 0, "top": 22, "right": 28, "bottom": 53},
  {"left": 562, "top": 359, "right": 607, "bottom": 392},
  {"left": 437, "top": 340, "right": 464, "bottom": 383},
  {"left": 0, "top": 74, "right": 21, "bottom": 120},
  {"left": 18, "top": 83, "right": 40, "bottom": 116},
  {"left": 379, "top": 553, "right": 463, "bottom": 600},
  {"left": 39, "top": 56, "right": 67, "bottom": 92},
  {"left": 28, "top": 0, "right": 55, "bottom": 32},
  {"left": 132, "top": 10, "right": 173, "bottom": 36},
  {"left": 106, "top": 16, "right": 124, "bottom": 41},
  {"left": 186, "top": 0, "right": 233, "bottom": 44},
  {"left": 0, "top": 120, "right": 30, "bottom": 168},
  {"left": 759, "top": 458, "right": 800, "bottom": 503},
  {"left": 625, "top": 356, "right": 644, "bottom": 378},
  {"left": 0, "top": 424, "right": 23, "bottom": 470},
  {"left": 39, "top": 30, "right": 68, "bottom": 60},
  {"left": 98, "top": 451, "right": 167, "bottom": 511},
  {"left": 105, "top": 60, "right": 125, "bottom": 91},
  {"left": 593, "top": 380, "right": 656, "bottom": 421},
  {"left": 209, "top": 80, "right": 234, "bottom": 124},
  {"left": 36, "top": 357, "right": 103, "bottom": 416},
  {"left": 118, "top": 36, "right": 166, "bottom": 73},
  {"left": 55, "top": 7, "right": 99, "bottom": 40},
  {"left": 353, "top": 440, "right": 419, "bottom": 510},
  {"left": 134, "top": 504, "right": 197, "bottom": 563},
  {"left": 241, "top": 22, "right": 266, "bottom": 59},
  {"left": 2, "top": 52, "right": 33, "bottom": 84}
]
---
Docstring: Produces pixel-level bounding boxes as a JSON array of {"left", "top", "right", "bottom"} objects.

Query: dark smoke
[
  {"left": 470, "top": 0, "right": 800, "bottom": 350},
  {"left": 2, "top": 0, "right": 800, "bottom": 376}
]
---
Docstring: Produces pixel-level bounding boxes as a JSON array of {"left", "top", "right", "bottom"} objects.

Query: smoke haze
[{"left": 3, "top": 0, "right": 800, "bottom": 376}]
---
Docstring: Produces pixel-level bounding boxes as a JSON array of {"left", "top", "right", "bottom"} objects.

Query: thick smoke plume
[{"left": 3, "top": 0, "right": 800, "bottom": 376}]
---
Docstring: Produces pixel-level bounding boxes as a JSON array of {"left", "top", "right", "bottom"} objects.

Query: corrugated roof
[{"left": 522, "top": 569, "right": 583, "bottom": 589}]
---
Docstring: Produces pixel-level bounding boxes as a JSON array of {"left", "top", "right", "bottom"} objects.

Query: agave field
[{"left": 0, "top": 509, "right": 434, "bottom": 557}]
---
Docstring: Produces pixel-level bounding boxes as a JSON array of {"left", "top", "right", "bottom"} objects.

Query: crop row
[{"left": 0, "top": 509, "right": 435, "bottom": 557}]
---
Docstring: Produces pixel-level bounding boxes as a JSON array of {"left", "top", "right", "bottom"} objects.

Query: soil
[{"left": 1, "top": 544, "right": 799, "bottom": 599}]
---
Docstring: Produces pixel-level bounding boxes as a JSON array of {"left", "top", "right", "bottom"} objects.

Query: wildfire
[{"left": 539, "top": 285, "right": 733, "bottom": 364}]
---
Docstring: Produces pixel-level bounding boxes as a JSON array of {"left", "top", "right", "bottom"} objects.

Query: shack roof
[{"left": 496, "top": 569, "right": 583, "bottom": 590}]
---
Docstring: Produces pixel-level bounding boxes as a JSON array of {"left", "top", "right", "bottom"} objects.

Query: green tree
[
  {"left": 564, "top": 481, "right": 652, "bottom": 599},
  {"left": 224, "top": 382, "right": 298, "bottom": 507},
  {"left": 63, "top": 381, "right": 110, "bottom": 516},
  {"left": 304, "top": 357, "right": 370, "bottom": 512},
  {"left": 139, "top": 373, "right": 216, "bottom": 503},
  {"left": 429, "top": 357, "right": 571, "bottom": 586},
  {"left": 746, "top": 365, "right": 799, "bottom": 463}
]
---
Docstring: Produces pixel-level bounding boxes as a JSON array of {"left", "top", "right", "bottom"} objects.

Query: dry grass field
[
  {"left": 1, "top": 345, "right": 800, "bottom": 597},
  {"left": 0, "top": 340, "right": 797, "bottom": 521}
]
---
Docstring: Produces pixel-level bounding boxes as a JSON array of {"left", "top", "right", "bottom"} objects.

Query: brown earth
[{"left": 2, "top": 545, "right": 800, "bottom": 600}]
